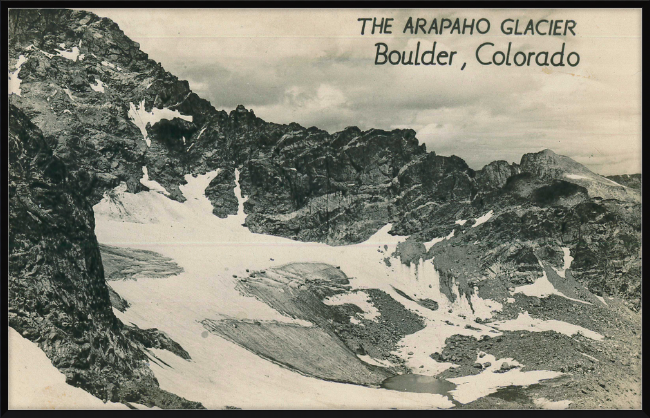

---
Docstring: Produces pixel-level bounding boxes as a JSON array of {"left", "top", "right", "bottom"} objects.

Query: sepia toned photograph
[{"left": 6, "top": 6, "right": 642, "bottom": 410}]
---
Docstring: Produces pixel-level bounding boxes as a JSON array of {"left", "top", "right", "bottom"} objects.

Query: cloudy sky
[{"left": 86, "top": 8, "right": 641, "bottom": 175}]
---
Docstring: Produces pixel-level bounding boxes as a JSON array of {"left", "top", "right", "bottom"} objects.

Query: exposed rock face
[
  {"left": 8, "top": 8, "right": 226, "bottom": 207},
  {"left": 239, "top": 125, "right": 433, "bottom": 243},
  {"left": 427, "top": 182, "right": 642, "bottom": 310},
  {"left": 8, "top": 104, "right": 203, "bottom": 409},
  {"left": 476, "top": 160, "right": 520, "bottom": 191}
]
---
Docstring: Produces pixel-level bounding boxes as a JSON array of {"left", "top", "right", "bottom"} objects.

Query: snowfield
[
  {"left": 90, "top": 78, "right": 105, "bottom": 93},
  {"left": 87, "top": 169, "right": 604, "bottom": 408},
  {"left": 7, "top": 327, "right": 130, "bottom": 410},
  {"left": 512, "top": 264, "right": 591, "bottom": 305},
  {"left": 472, "top": 210, "right": 494, "bottom": 228}
]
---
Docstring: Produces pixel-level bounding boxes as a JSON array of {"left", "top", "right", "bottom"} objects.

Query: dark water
[
  {"left": 381, "top": 374, "right": 456, "bottom": 396},
  {"left": 487, "top": 386, "right": 530, "bottom": 402},
  {"left": 382, "top": 375, "right": 541, "bottom": 407},
  {"left": 486, "top": 383, "right": 540, "bottom": 404}
]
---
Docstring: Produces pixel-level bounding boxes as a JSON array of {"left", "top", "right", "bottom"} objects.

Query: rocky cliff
[{"left": 8, "top": 104, "right": 203, "bottom": 409}]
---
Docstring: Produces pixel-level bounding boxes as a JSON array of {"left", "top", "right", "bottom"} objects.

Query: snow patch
[
  {"left": 128, "top": 100, "right": 193, "bottom": 146},
  {"left": 357, "top": 354, "right": 394, "bottom": 368},
  {"left": 179, "top": 169, "right": 222, "bottom": 216},
  {"left": 323, "top": 291, "right": 380, "bottom": 321},
  {"left": 8, "top": 55, "right": 28, "bottom": 96},
  {"left": 512, "top": 269, "right": 590, "bottom": 305},
  {"left": 140, "top": 167, "right": 170, "bottom": 196},
  {"left": 579, "top": 352, "right": 599, "bottom": 363},
  {"left": 90, "top": 78, "right": 105, "bottom": 93},
  {"left": 534, "top": 398, "right": 572, "bottom": 409},
  {"left": 455, "top": 219, "right": 467, "bottom": 226},
  {"left": 555, "top": 247, "right": 574, "bottom": 278},
  {"left": 491, "top": 311, "right": 604, "bottom": 340},
  {"left": 424, "top": 237, "right": 445, "bottom": 252},
  {"left": 595, "top": 295, "right": 607, "bottom": 306},
  {"left": 472, "top": 210, "right": 494, "bottom": 228},
  {"left": 362, "top": 223, "right": 408, "bottom": 247},
  {"left": 565, "top": 174, "right": 589, "bottom": 180},
  {"left": 470, "top": 287, "right": 503, "bottom": 320},
  {"left": 101, "top": 60, "right": 116, "bottom": 69},
  {"left": 229, "top": 169, "right": 249, "bottom": 224},
  {"left": 448, "top": 352, "right": 563, "bottom": 404},
  {"left": 54, "top": 46, "right": 80, "bottom": 62},
  {"left": 25, "top": 46, "right": 54, "bottom": 59},
  {"left": 386, "top": 266, "right": 503, "bottom": 375},
  {"left": 8, "top": 327, "right": 129, "bottom": 409},
  {"left": 605, "top": 177, "right": 624, "bottom": 187},
  {"left": 423, "top": 229, "right": 455, "bottom": 251},
  {"left": 94, "top": 169, "right": 222, "bottom": 225},
  {"left": 63, "top": 88, "right": 75, "bottom": 102}
]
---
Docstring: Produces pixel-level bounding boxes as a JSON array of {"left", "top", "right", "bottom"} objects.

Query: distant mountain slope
[
  {"left": 520, "top": 150, "right": 640, "bottom": 203},
  {"left": 606, "top": 174, "right": 641, "bottom": 194}
]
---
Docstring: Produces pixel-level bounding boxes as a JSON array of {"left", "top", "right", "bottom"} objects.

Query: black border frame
[{"left": 2, "top": 1, "right": 646, "bottom": 415}]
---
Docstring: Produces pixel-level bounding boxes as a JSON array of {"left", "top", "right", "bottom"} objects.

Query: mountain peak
[
  {"left": 228, "top": 105, "right": 256, "bottom": 122},
  {"left": 538, "top": 148, "right": 557, "bottom": 156},
  {"left": 520, "top": 149, "right": 640, "bottom": 202}
]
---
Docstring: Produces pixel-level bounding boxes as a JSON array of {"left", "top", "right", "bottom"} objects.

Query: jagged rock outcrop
[
  {"left": 426, "top": 174, "right": 642, "bottom": 310},
  {"left": 8, "top": 104, "right": 203, "bottom": 409},
  {"left": 476, "top": 160, "right": 520, "bottom": 191}
]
